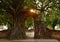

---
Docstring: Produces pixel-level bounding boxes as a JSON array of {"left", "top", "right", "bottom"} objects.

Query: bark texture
[
  {"left": 6, "top": 0, "right": 26, "bottom": 39},
  {"left": 34, "top": 13, "right": 46, "bottom": 39},
  {"left": 7, "top": 11, "right": 26, "bottom": 39}
]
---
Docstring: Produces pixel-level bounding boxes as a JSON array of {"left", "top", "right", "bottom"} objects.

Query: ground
[{"left": 0, "top": 39, "right": 59, "bottom": 42}]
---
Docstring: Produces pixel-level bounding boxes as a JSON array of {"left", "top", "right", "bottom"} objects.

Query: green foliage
[
  {"left": 24, "top": 0, "right": 36, "bottom": 8},
  {"left": 0, "top": 0, "right": 60, "bottom": 30},
  {"left": 42, "top": 9, "right": 60, "bottom": 29},
  {"left": 24, "top": 0, "right": 60, "bottom": 30},
  {"left": 0, "top": 12, "right": 13, "bottom": 29},
  {"left": 25, "top": 17, "right": 34, "bottom": 28},
  {"left": 0, "top": 0, "right": 24, "bottom": 29},
  {"left": 0, "top": 0, "right": 24, "bottom": 8}
]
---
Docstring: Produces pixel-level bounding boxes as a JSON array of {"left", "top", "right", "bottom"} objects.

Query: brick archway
[
  {"left": 24, "top": 11, "right": 46, "bottom": 39},
  {"left": 24, "top": 10, "right": 38, "bottom": 19},
  {"left": 23, "top": 11, "right": 38, "bottom": 38}
]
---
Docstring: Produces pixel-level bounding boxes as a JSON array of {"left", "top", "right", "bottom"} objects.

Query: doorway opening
[{"left": 25, "top": 17, "right": 34, "bottom": 39}]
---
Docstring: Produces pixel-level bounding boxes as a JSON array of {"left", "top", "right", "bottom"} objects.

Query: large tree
[
  {"left": 0, "top": 0, "right": 26, "bottom": 39},
  {"left": 24, "top": 0, "right": 60, "bottom": 39},
  {"left": 34, "top": 0, "right": 60, "bottom": 39}
]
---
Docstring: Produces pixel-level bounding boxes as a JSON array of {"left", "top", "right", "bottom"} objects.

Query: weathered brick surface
[{"left": 0, "top": 30, "right": 8, "bottom": 38}]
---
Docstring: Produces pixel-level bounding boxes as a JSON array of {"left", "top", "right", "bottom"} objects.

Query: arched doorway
[
  {"left": 24, "top": 9, "right": 46, "bottom": 39},
  {"left": 24, "top": 9, "right": 38, "bottom": 39},
  {"left": 25, "top": 17, "right": 34, "bottom": 39}
]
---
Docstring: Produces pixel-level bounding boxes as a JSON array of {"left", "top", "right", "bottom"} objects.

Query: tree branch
[{"left": 15, "top": 0, "right": 24, "bottom": 14}]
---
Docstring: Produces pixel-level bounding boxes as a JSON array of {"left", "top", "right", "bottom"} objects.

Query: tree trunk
[
  {"left": 5, "top": 0, "right": 25, "bottom": 39},
  {"left": 8, "top": 14, "right": 26, "bottom": 39},
  {"left": 34, "top": 14, "right": 46, "bottom": 39}
]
